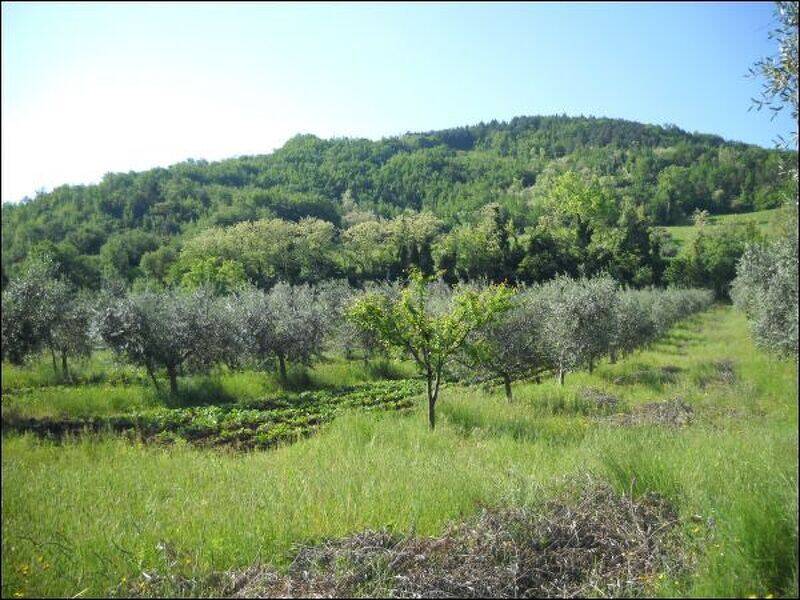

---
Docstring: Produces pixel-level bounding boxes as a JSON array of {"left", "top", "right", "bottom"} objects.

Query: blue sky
[{"left": 1, "top": 1, "right": 794, "bottom": 203}]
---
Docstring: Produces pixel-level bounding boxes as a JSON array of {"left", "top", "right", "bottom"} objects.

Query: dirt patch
[
  {"left": 124, "top": 481, "right": 683, "bottom": 598},
  {"left": 579, "top": 387, "right": 620, "bottom": 412},
  {"left": 605, "top": 398, "right": 694, "bottom": 428}
]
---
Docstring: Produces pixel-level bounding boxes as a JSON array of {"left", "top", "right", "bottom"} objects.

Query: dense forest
[{"left": 2, "top": 115, "right": 795, "bottom": 291}]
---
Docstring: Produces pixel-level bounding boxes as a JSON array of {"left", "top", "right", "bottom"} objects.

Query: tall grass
[{"left": 2, "top": 306, "right": 797, "bottom": 598}]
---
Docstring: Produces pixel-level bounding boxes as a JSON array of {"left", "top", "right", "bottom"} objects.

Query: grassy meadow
[
  {"left": 662, "top": 206, "right": 788, "bottom": 249},
  {"left": 2, "top": 306, "right": 797, "bottom": 598}
]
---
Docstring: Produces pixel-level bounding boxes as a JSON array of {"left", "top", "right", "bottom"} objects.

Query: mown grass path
[{"left": 2, "top": 306, "right": 797, "bottom": 598}]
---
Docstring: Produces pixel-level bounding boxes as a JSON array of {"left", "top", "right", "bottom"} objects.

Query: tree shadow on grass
[
  {"left": 654, "top": 330, "right": 706, "bottom": 351},
  {"left": 163, "top": 379, "right": 238, "bottom": 408},
  {"left": 442, "top": 404, "right": 590, "bottom": 446},
  {"left": 603, "top": 363, "right": 683, "bottom": 391}
]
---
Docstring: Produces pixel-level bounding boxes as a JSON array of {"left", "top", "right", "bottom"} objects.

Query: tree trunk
[
  {"left": 610, "top": 350, "right": 617, "bottom": 364},
  {"left": 502, "top": 373, "right": 513, "bottom": 402},
  {"left": 167, "top": 365, "right": 179, "bottom": 395},
  {"left": 588, "top": 359, "right": 594, "bottom": 374},
  {"left": 558, "top": 368, "right": 565, "bottom": 386},
  {"left": 278, "top": 352, "right": 287, "bottom": 381},
  {"left": 50, "top": 346, "right": 59, "bottom": 377},
  {"left": 146, "top": 364, "right": 162, "bottom": 392},
  {"left": 426, "top": 368, "right": 436, "bottom": 430},
  {"left": 61, "top": 352, "right": 70, "bottom": 382}
]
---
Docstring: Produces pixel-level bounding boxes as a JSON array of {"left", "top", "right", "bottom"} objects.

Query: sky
[{"left": 1, "top": 1, "right": 795, "bottom": 203}]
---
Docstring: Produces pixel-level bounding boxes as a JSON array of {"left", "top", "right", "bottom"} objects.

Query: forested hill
[{"left": 2, "top": 114, "right": 795, "bottom": 290}]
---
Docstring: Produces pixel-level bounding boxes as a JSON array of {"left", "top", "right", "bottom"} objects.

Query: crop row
[{"left": 1, "top": 379, "right": 424, "bottom": 450}]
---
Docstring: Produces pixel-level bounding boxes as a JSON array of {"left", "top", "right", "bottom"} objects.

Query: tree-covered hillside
[{"left": 2, "top": 115, "right": 795, "bottom": 290}]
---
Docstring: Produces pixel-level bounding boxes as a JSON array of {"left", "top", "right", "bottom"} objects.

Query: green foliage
[
  {"left": 347, "top": 270, "right": 514, "bottom": 428},
  {"left": 99, "top": 229, "right": 161, "bottom": 283},
  {"left": 178, "top": 256, "right": 247, "bottom": 294},
  {"left": 433, "top": 203, "right": 520, "bottom": 282},
  {"left": 2, "top": 116, "right": 794, "bottom": 291},
  {"left": 732, "top": 208, "right": 798, "bottom": 357},
  {"left": 665, "top": 222, "right": 764, "bottom": 298},
  {"left": 168, "top": 217, "right": 341, "bottom": 288}
]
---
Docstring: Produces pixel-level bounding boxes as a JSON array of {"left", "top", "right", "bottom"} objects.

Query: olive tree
[
  {"left": 732, "top": 1, "right": 798, "bottom": 357},
  {"left": 97, "top": 287, "right": 236, "bottom": 394},
  {"left": 265, "top": 282, "right": 333, "bottom": 380},
  {"left": 749, "top": 1, "right": 798, "bottom": 152},
  {"left": 537, "top": 275, "right": 619, "bottom": 385},
  {"left": 456, "top": 287, "right": 549, "bottom": 401},
  {"left": 649, "top": 289, "right": 684, "bottom": 337},
  {"left": 347, "top": 269, "right": 514, "bottom": 429},
  {"left": 229, "top": 281, "right": 338, "bottom": 379},
  {"left": 229, "top": 285, "right": 276, "bottom": 370},
  {"left": 610, "top": 289, "right": 657, "bottom": 361},
  {"left": 732, "top": 223, "right": 798, "bottom": 358},
  {"left": 0, "top": 256, "right": 75, "bottom": 376},
  {"left": 631, "top": 287, "right": 712, "bottom": 342},
  {"left": 50, "top": 292, "right": 95, "bottom": 380},
  {"left": 331, "top": 280, "right": 401, "bottom": 363}
]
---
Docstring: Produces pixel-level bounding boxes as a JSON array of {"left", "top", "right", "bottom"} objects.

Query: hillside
[{"left": 2, "top": 115, "right": 795, "bottom": 289}]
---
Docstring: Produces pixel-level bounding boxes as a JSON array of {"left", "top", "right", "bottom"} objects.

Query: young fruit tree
[
  {"left": 456, "top": 287, "right": 550, "bottom": 401},
  {"left": 347, "top": 269, "right": 514, "bottom": 429}
]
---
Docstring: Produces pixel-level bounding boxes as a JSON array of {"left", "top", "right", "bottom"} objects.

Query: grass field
[
  {"left": 2, "top": 306, "right": 797, "bottom": 598},
  {"left": 662, "top": 207, "right": 788, "bottom": 249}
]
